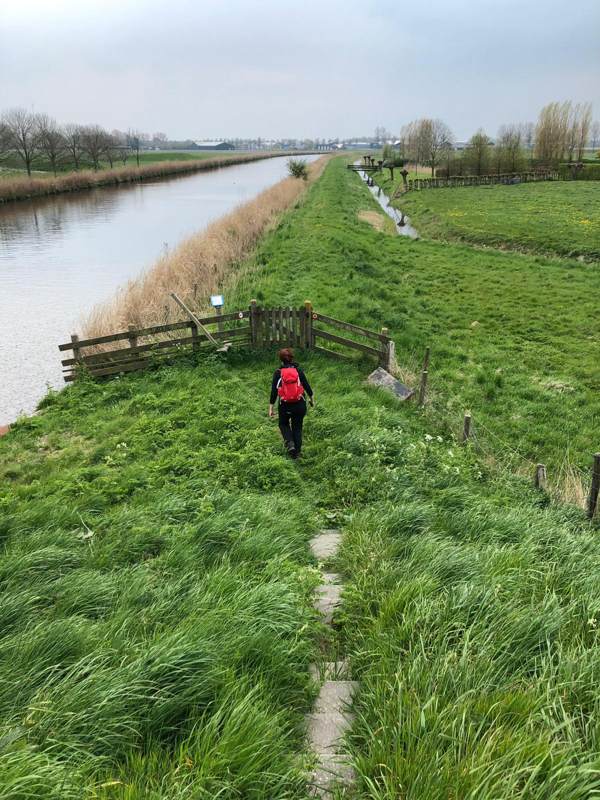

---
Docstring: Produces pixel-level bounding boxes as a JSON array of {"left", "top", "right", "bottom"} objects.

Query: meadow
[
  {"left": 375, "top": 172, "right": 600, "bottom": 260},
  {"left": 230, "top": 158, "right": 600, "bottom": 491},
  {"left": 2, "top": 154, "right": 600, "bottom": 797}
]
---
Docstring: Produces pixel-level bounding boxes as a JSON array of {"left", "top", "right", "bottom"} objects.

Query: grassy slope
[
  {"left": 2, "top": 156, "right": 600, "bottom": 798},
  {"left": 231, "top": 157, "right": 600, "bottom": 479},
  {"left": 376, "top": 172, "right": 600, "bottom": 260}
]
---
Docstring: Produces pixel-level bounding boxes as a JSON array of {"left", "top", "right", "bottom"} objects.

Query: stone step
[
  {"left": 309, "top": 753, "right": 355, "bottom": 798},
  {"left": 310, "top": 529, "right": 342, "bottom": 560},
  {"left": 309, "top": 661, "right": 350, "bottom": 683},
  {"left": 322, "top": 572, "right": 341, "bottom": 585},
  {"left": 314, "top": 583, "right": 342, "bottom": 625},
  {"left": 313, "top": 680, "right": 358, "bottom": 714},
  {"left": 307, "top": 710, "right": 353, "bottom": 754}
]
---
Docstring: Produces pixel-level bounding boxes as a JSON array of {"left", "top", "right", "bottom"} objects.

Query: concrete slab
[
  {"left": 310, "top": 530, "right": 342, "bottom": 560},
  {"left": 314, "top": 681, "right": 358, "bottom": 714},
  {"left": 322, "top": 572, "right": 341, "bottom": 585},
  {"left": 367, "top": 366, "right": 414, "bottom": 401},
  {"left": 307, "top": 711, "right": 353, "bottom": 753},
  {"left": 314, "top": 584, "right": 342, "bottom": 624},
  {"left": 310, "top": 753, "right": 355, "bottom": 797}
]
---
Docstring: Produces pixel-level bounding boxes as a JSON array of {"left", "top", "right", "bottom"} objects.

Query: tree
[
  {"left": 81, "top": 124, "right": 108, "bottom": 170},
  {"left": 574, "top": 102, "right": 592, "bottom": 160},
  {"left": 36, "top": 114, "right": 66, "bottom": 176},
  {"left": 535, "top": 101, "right": 571, "bottom": 163},
  {"left": 127, "top": 129, "right": 143, "bottom": 166},
  {"left": 465, "top": 129, "right": 492, "bottom": 175},
  {"left": 0, "top": 121, "right": 11, "bottom": 162},
  {"left": 496, "top": 124, "right": 524, "bottom": 172},
  {"left": 63, "top": 124, "right": 85, "bottom": 170},
  {"left": 590, "top": 120, "right": 600, "bottom": 150},
  {"left": 2, "top": 108, "right": 41, "bottom": 176},
  {"left": 422, "top": 118, "right": 453, "bottom": 176}
]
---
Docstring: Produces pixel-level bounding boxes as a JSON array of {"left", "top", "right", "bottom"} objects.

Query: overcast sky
[{"left": 1, "top": 0, "right": 598, "bottom": 141}]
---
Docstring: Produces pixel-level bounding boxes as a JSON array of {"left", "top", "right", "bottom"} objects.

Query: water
[
  {"left": 0, "top": 155, "right": 320, "bottom": 425},
  {"left": 354, "top": 164, "right": 419, "bottom": 238}
]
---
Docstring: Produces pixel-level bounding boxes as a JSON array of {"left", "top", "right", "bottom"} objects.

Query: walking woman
[{"left": 269, "top": 348, "right": 314, "bottom": 459}]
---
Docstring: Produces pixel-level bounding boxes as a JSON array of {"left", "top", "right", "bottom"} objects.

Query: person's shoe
[{"left": 289, "top": 448, "right": 298, "bottom": 460}]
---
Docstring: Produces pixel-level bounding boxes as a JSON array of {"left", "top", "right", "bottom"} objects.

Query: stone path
[{"left": 307, "top": 529, "right": 358, "bottom": 797}]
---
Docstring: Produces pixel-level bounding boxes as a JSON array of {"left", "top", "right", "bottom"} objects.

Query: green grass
[
  {"left": 2, "top": 155, "right": 600, "bottom": 797},
  {"left": 229, "top": 157, "right": 600, "bottom": 481},
  {"left": 374, "top": 173, "right": 600, "bottom": 260}
]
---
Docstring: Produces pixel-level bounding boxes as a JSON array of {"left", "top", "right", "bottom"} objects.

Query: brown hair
[{"left": 278, "top": 347, "right": 294, "bottom": 364}]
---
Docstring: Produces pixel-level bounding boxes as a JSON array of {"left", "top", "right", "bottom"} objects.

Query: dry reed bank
[
  {"left": 0, "top": 151, "right": 314, "bottom": 204},
  {"left": 84, "top": 156, "right": 330, "bottom": 338}
]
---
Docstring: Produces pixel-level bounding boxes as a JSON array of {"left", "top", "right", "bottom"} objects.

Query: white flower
[{"left": 424, "top": 434, "right": 433, "bottom": 441}]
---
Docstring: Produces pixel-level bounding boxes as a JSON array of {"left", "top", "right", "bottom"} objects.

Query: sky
[{"left": 1, "top": 0, "right": 599, "bottom": 141}]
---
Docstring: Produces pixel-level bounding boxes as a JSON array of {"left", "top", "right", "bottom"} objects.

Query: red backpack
[{"left": 277, "top": 367, "right": 304, "bottom": 403}]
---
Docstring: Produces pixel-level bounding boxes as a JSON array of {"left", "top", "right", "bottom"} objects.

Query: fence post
[
  {"left": 71, "top": 334, "right": 81, "bottom": 368},
  {"left": 380, "top": 327, "right": 390, "bottom": 369},
  {"left": 249, "top": 299, "right": 257, "bottom": 347},
  {"left": 418, "top": 370, "right": 428, "bottom": 406},
  {"left": 534, "top": 463, "right": 547, "bottom": 491},
  {"left": 304, "top": 300, "right": 313, "bottom": 350},
  {"left": 462, "top": 412, "right": 472, "bottom": 443},
  {"left": 127, "top": 324, "right": 138, "bottom": 351},
  {"left": 587, "top": 453, "right": 600, "bottom": 519}
]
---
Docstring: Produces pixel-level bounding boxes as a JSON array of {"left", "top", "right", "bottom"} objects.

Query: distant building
[{"left": 193, "top": 141, "right": 235, "bottom": 151}]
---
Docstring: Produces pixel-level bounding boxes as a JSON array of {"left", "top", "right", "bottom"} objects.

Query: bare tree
[
  {"left": 63, "top": 124, "right": 85, "bottom": 170},
  {"left": 590, "top": 120, "right": 600, "bottom": 150},
  {"left": 496, "top": 124, "right": 524, "bottom": 172},
  {"left": 535, "top": 101, "right": 571, "bottom": 163},
  {"left": 0, "top": 121, "right": 11, "bottom": 162},
  {"left": 422, "top": 118, "right": 453, "bottom": 176},
  {"left": 80, "top": 124, "right": 108, "bottom": 170},
  {"left": 465, "top": 129, "right": 492, "bottom": 175},
  {"left": 127, "top": 129, "right": 143, "bottom": 167},
  {"left": 575, "top": 102, "right": 592, "bottom": 160},
  {"left": 36, "top": 114, "right": 67, "bottom": 176},
  {"left": 2, "top": 108, "right": 41, "bottom": 176}
]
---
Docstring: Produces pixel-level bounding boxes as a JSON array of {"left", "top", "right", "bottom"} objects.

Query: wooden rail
[{"left": 58, "top": 300, "right": 394, "bottom": 382}]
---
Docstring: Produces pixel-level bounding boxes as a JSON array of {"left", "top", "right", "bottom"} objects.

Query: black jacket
[{"left": 270, "top": 362, "right": 313, "bottom": 404}]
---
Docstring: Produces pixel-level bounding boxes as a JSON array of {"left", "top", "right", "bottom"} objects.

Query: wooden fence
[
  {"left": 406, "top": 170, "right": 559, "bottom": 191},
  {"left": 58, "top": 300, "right": 394, "bottom": 382}
]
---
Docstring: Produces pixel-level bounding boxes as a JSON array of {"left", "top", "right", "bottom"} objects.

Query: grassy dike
[
  {"left": 231, "top": 158, "right": 600, "bottom": 487},
  {"left": 1, "top": 156, "right": 600, "bottom": 797}
]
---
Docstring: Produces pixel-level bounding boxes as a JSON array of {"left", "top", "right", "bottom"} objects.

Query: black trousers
[{"left": 278, "top": 399, "right": 307, "bottom": 453}]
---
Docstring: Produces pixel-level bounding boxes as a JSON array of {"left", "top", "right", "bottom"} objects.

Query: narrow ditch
[{"left": 354, "top": 162, "right": 419, "bottom": 239}]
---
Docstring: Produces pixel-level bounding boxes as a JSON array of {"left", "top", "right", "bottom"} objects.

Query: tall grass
[
  {"left": 0, "top": 152, "right": 315, "bottom": 205},
  {"left": 83, "top": 156, "right": 329, "bottom": 338}
]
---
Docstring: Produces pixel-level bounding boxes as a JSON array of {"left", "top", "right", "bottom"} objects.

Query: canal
[{"left": 0, "top": 155, "right": 319, "bottom": 425}]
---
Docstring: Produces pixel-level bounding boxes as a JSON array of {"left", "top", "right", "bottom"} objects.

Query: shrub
[{"left": 287, "top": 159, "right": 308, "bottom": 180}]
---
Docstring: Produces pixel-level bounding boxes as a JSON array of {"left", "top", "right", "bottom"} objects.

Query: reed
[
  {"left": 83, "top": 156, "right": 330, "bottom": 339},
  {"left": 0, "top": 152, "right": 316, "bottom": 204}
]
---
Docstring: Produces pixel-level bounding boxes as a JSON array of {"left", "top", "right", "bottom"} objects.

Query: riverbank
[
  {"left": 0, "top": 150, "right": 320, "bottom": 204},
  {"left": 1, "top": 155, "right": 599, "bottom": 796},
  {"left": 84, "top": 155, "right": 330, "bottom": 337}
]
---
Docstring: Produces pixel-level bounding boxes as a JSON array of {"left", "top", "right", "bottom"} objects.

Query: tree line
[
  {"left": 382, "top": 100, "right": 598, "bottom": 177},
  {"left": 0, "top": 108, "right": 150, "bottom": 176}
]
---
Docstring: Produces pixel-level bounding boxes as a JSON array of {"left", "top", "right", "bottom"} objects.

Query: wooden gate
[{"left": 59, "top": 300, "right": 394, "bottom": 382}]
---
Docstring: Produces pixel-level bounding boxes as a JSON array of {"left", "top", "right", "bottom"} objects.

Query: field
[
  {"left": 375, "top": 172, "right": 600, "bottom": 260},
  {"left": 231, "top": 158, "right": 600, "bottom": 488},
  {"left": 2, "top": 155, "right": 600, "bottom": 797}
]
